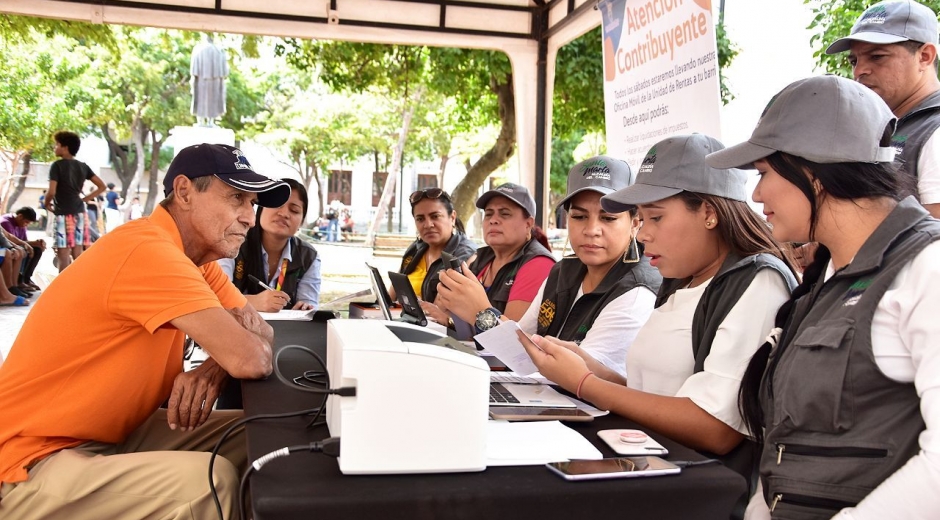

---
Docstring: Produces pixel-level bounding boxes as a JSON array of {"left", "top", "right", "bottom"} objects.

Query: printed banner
[{"left": 599, "top": 0, "right": 722, "bottom": 170}]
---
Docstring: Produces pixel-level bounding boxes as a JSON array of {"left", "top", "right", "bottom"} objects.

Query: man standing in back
[
  {"left": 827, "top": 0, "right": 940, "bottom": 217},
  {"left": 44, "top": 131, "right": 106, "bottom": 271}
]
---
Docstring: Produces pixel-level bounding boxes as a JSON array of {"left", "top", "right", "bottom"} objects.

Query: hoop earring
[{"left": 622, "top": 235, "right": 640, "bottom": 264}]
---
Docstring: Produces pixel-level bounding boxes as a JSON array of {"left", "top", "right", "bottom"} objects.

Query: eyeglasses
[{"left": 409, "top": 188, "right": 449, "bottom": 206}]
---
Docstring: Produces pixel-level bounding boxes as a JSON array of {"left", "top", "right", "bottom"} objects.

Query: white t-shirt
[
  {"left": 518, "top": 279, "right": 656, "bottom": 379},
  {"left": 915, "top": 128, "right": 940, "bottom": 205},
  {"left": 746, "top": 241, "right": 940, "bottom": 520},
  {"left": 627, "top": 268, "right": 790, "bottom": 434}
]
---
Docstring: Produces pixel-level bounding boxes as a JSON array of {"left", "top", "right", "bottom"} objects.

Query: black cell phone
[{"left": 440, "top": 251, "right": 463, "bottom": 274}]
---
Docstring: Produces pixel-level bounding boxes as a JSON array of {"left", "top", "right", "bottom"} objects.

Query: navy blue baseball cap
[{"left": 163, "top": 143, "right": 291, "bottom": 208}]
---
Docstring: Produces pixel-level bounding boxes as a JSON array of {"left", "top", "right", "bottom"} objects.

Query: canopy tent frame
[{"left": 0, "top": 0, "right": 602, "bottom": 225}]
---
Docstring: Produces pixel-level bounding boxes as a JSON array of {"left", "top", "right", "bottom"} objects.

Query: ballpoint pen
[{"left": 248, "top": 274, "right": 292, "bottom": 305}]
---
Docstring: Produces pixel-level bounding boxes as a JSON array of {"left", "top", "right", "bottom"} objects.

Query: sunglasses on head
[{"left": 409, "top": 187, "right": 449, "bottom": 205}]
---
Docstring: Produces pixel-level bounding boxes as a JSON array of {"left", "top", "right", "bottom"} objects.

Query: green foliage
[
  {"left": 553, "top": 27, "right": 605, "bottom": 140},
  {"left": 0, "top": 15, "right": 116, "bottom": 50},
  {"left": 715, "top": 20, "right": 738, "bottom": 104},
  {"left": 806, "top": 0, "right": 940, "bottom": 76}
]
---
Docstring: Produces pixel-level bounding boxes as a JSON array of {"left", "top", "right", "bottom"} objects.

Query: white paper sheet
[
  {"left": 486, "top": 420, "right": 603, "bottom": 466},
  {"left": 474, "top": 320, "right": 539, "bottom": 375},
  {"left": 258, "top": 309, "right": 315, "bottom": 321}
]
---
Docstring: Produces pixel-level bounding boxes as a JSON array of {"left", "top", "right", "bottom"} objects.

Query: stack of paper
[
  {"left": 486, "top": 420, "right": 602, "bottom": 466},
  {"left": 258, "top": 309, "right": 315, "bottom": 321}
]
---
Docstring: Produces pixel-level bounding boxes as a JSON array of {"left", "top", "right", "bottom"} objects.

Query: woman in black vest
[
  {"left": 396, "top": 188, "right": 476, "bottom": 303},
  {"left": 520, "top": 136, "right": 797, "bottom": 516},
  {"left": 433, "top": 182, "right": 555, "bottom": 324},
  {"left": 219, "top": 178, "right": 321, "bottom": 311},
  {"left": 483, "top": 156, "right": 662, "bottom": 380},
  {"left": 721, "top": 77, "right": 940, "bottom": 519}
]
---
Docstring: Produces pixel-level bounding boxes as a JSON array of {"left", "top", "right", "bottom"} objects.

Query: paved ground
[{"left": 0, "top": 230, "right": 403, "bottom": 363}]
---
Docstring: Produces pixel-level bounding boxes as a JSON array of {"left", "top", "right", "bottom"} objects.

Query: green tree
[{"left": 805, "top": 0, "right": 940, "bottom": 76}]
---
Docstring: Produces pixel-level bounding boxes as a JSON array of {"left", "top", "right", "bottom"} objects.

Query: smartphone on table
[
  {"left": 489, "top": 407, "right": 593, "bottom": 422},
  {"left": 546, "top": 456, "right": 680, "bottom": 481}
]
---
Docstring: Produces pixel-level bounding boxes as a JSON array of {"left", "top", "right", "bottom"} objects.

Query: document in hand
[{"left": 474, "top": 320, "right": 539, "bottom": 375}]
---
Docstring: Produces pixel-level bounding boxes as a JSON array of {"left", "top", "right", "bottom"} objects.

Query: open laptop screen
[{"left": 365, "top": 263, "right": 394, "bottom": 321}]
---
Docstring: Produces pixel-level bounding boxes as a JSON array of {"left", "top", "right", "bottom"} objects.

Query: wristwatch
[{"left": 475, "top": 307, "right": 502, "bottom": 333}]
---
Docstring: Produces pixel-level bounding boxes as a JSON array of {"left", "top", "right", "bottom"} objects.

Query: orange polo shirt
[{"left": 0, "top": 205, "right": 246, "bottom": 485}]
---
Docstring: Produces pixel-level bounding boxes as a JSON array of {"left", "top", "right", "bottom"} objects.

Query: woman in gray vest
[
  {"left": 717, "top": 76, "right": 940, "bottom": 519},
  {"left": 503, "top": 156, "right": 662, "bottom": 380},
  {"left": 520, "top": 135, "right": 797, "bottom": 514},
  {"left": 432, "top": 182, "right": 555, "bottom": 324},
  {"left": 219, "top": 178, "right": 321, "bottom": 311},
  {"left": 397, "top": 188, "right": 477, "bottom": 303}
]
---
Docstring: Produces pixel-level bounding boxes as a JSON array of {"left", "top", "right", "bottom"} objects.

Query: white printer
[{"left": 325, "top": 319, "right": 490, "bottom": 474}]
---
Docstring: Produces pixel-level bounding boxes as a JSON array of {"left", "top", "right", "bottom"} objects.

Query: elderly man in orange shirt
[{"left": 0, "top": 143, "right": 291, "bottom": 519}]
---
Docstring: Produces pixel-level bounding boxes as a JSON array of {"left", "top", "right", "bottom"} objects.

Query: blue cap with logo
[{"left": 163, "top": 143, "right": 291, "bottom": 208}]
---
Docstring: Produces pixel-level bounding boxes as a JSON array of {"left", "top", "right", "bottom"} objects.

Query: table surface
[{"left": 243, "top": 319, "right": 746, "bottom": 520}]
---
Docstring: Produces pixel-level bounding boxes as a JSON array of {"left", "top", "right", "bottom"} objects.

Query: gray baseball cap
[
  {"left": 601, "top": 134, "right": 747, "bottom": 212},
  {"left": 476, "top": 182, "right": 537, "bottom": 217},
  {"left": 705, "top": 75, "right": 897, "bottom": 170},
  {"left": 557, "top": 155, "right": 634, "bottom": 209},
  {"left": 826, "top": 0, "right": 938, "bottom": 54}
]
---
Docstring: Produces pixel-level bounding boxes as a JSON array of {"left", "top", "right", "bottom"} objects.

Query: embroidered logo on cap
[
  {"left": 638, "top": 146, "right": 657, "bottom": 175},
  {"left": 232, "top": 148, "right": 252, "bottom": 170},
  {"left": 579, "top": 159, "right": 612, "bottom": 181},
  {"left": 858, "top": 4, "right": 888, "bottom": 26}
]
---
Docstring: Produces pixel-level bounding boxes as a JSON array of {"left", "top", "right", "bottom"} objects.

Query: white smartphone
[
  {"left": 489, "top": 407, "right": 593, "bottom": 422},
  {"left": 546, "top": 456, "right": 681, "bottom": 481}
]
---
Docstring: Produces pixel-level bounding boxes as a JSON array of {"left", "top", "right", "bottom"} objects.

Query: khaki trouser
[{"left": 0, "top": 409, "right": 246, "bottom": 520}]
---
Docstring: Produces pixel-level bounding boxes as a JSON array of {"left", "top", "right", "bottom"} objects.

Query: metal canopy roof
[{"left": 1, "top": 0, "right": 603, "bottom": 223}]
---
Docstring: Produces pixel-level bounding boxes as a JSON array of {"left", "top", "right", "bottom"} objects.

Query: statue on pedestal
[{"left": 190, "top": 36, "right": 229, "bottom": 127}]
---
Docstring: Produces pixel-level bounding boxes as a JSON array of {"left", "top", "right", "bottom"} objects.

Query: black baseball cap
[
  {"left": 163, "top": 143, "right": 291, "bottom": 208},
  {"left": 475, "top": 182, "right": 537, "bottom": 217}
]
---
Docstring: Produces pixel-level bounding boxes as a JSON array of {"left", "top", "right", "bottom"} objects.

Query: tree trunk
[
  {"left": 117, "top": 118, "right": 148, "bottom": 214},
  {"left": 4, "top": 153, "right": 31, "bottom": 212},
  {"left": 306, "top": 159, "right": 324, "bottom": 220},
  {"left": 365, "top": 86, "right": 425, "bottom": 247},
  {"left": 102, "top": 122, "right": 139, "bottom": 199},
  {"left": 450, "top": 75, "right": 516, "bottom": 225},
  {"left": 145, "top": 129, "right": 165, "bottom": 215}
]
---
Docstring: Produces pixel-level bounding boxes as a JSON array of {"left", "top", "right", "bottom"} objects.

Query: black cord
[
  {"left": 237, "top": 438, "right": 342, "bottom": 520},
  {"left": 209, "top": 407, "right": 320, "bottom": 520}
]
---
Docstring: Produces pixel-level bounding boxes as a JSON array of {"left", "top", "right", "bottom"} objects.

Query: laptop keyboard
[{"left": 489, "top": 383, "right": 520, "bottom": 404}]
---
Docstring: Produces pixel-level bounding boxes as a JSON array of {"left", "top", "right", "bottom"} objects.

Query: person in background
[
  {"left": 520, "top": 137, "right": 797, "bottom": 516},
  {"left": 219, "top": 178, "right": 321, "bottom": 312},
  {"left": 1, "top": 207, "right": 45, "bottom": 293},
  {"left": 396, "top": 188, "right": 477, "bottom": 303},
  {"left": 85, "top": 192, "right": 101, "bottom": 243},
  {"left": 501, "top": 156, "right": 662, "bottom": 379},
  {"left": 826, "top": 0, "right": 940, "bottom": 218},
  {"left": 104, "top": 182, "right": 123, "bottom": 232},
  {"left": 37, "top": 191, "right": 47, "bottom": 230},
  {"left": 0, "top": 143, "right": 291, "bottom": 518},
  {"left": 0, "top": 235, "right": 29, "bottom": 307},
  {"left": 128, "top": 197, "right": 144, "bottom": 221},
  {"left": 713, "top": 75, "right": 940, "bottom": 520},
  {"left": 431, "top": 182, "right": 555, "bottom": 325},
  {"left": 45, "top": 131, "right": 106, "bottom": 272},
  {"left": 326, "top": 199, "right": 343, "bottom": 242},
  {"left": 0, "top": 229, "right": 29, "bottom": 299},
  {"left": 340, "top": 209, "right": 354, "bottom": 240}
]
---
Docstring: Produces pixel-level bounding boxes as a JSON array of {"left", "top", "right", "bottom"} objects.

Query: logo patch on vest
[
  {"left": 234, "top": 259, "right": 244, "bottom": 280},
  {"left": 538, "top": 299, "right": 556, "bottom": 329},
  {"left": 843, "top": 278, "right": 872, "bottom": 307},
  {"left": 892, "top": 134, "right": 908, "bottom": 156}
]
